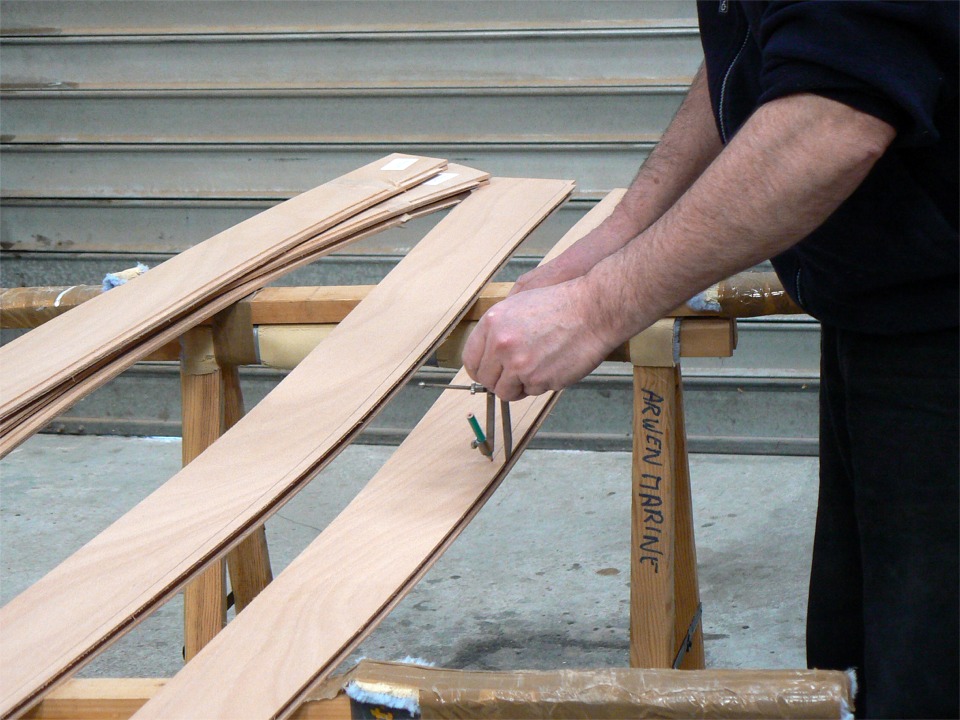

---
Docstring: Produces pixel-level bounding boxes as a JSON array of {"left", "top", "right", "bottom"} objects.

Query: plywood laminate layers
[
  {"left": 0, "top": 162, "right": 467, "bottom": 438},
  {"left": 0, "top": 153, "right": 446, "bottom": 424},
  {"left": 0, "top": 177, "right": 573, "bottom": 720},
  {"left": 130, "top": 190, "right": 624, "bottom": 720},
  {"left": 0, "top": 167, "right": 485, "bottom": 456}
]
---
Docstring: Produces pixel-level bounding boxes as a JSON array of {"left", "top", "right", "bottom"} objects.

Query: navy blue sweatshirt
[{"left": 696, "top": 1, "right": 958, "bottom": 333}]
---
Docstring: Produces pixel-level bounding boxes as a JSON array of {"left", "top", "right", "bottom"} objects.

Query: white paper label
[
  {"left": 381, "top": 157, "right": 418, "bottom": 171},
  {"left": 425, "top": 172, "right": 459, "bottom": 186}
]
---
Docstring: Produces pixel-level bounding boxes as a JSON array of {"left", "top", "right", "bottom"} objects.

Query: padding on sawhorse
[{"left": 629, "top": 318, "right": 714, "bottom": 669}]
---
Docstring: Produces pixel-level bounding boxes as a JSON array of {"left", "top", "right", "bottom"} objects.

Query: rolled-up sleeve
[{"left": 754, "top": 1, "right": 955, "bottom": 147}]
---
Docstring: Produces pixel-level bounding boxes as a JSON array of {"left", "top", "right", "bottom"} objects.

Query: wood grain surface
[
  {"left": 0, "top": 194, "right": 473, "bottom": 456},
  {"left": 630, "top": 364, "right": 678, "bottom": 668},
  {"left": 129, "top": 190, "right": 621, "bottom": 720},
  {"left": 0, "top": 154, "right": 446, "bottom": 426},
  {"left": 672, "top": 374, "right": 706, "bottom": 670},
  {"left": 0, "top": 269, "right": 794, "bottom": 332},
  {"left": 179, "top": 327, "right": 229, "bottom": 660},
  {"left": 0, "top": 177, "right": 573, "bottom": 720},
  {"left": 0, "top": 166, "right": 485, "bottom": 457},
  {"left": 220, "top": 367, "right": 275, "bottom": 616}
]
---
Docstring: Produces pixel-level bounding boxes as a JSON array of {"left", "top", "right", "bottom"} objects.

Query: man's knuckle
[{"left": 492, "top": 333, "right": 518, "bottom": 354}]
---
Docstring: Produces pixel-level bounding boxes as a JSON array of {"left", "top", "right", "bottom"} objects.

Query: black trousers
[{"left": 808, "top": 325, "right": 959, "bottom": 719}]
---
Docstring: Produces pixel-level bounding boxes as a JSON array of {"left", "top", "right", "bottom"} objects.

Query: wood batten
[
  {"left": 0, "top": 162, "right": 489, "bottom": 458},
  {"left": 0, "top": 154, "right": 446, "bottom": 424}
]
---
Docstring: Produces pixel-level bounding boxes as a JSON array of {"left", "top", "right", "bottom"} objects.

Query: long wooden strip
[
  {"left": 130, "top": 191, "right": 622, "bottom": 720},
  {"left": 0, "top": 169, "right": 478, "bottom": 438},
  {"left": 141, "top": 375, "right": 562, "bottom": 720},
  {"left": 0, "top": 170, "right": 484, "bottom": 456},
  {"left": 0, "top": 178, "right": 573, "bottom": 720},
  {"left": 0, "top": 194, "right": 472, "bottom": 454},
  {"left": 0, "top": 153, "right": 446, "bottom": 423}
]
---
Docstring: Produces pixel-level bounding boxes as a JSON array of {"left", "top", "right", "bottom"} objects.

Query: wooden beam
[
  {"left": 214, "top": 316, "right": 732, "bottom": 372},
  {"left": 1, "top": 318, "right": 736, "bottom": 375},
  {"left": 0, "top": 271, "right": 800, "bottom": 332},
  {"left": 671, "top": 370, "right": 705, "bottom": 670},
  {"left": 21, "top": 679, "right": 350, "bottom": 720},
  {"left": 179, "top": 328, "right": 227, "bottom": 661},
  {"left": 241, "top": 281, "right": 517, "bottom": 325},
  {"left": 629, "top": 321, "right": 680, "bottom": 668},
  {"left": 219, "top": 364, "right": 274, "bottom": 616}
]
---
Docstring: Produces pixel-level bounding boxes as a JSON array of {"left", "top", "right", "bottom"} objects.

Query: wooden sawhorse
[
  {"left": 0, "top": 276, "right": 784, "bottom": 670},
  {"left": 5, "top": 274, "right": 831, "bottom": 717},
  {"left": 177, "top": 291, "right": 739, "bottom": 670}
]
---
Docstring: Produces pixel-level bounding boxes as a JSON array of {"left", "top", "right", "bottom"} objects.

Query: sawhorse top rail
[{"left": 0, "top": 270, "right": 801, "bottom": 331}]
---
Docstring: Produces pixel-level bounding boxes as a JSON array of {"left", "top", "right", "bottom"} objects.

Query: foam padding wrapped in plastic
[{"left": 316, "top": 660, "right": 854, "bottom": 719}]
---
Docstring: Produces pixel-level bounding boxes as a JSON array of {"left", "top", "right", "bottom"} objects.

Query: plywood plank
[
  {"left": 0, "top": 177, "right": 573, "bottom": 720},
  {"left": 0, "top": 193, "right": 472, "bottom": 455},
  {"left": 0, "top": 153, "right": 446, "bottom": 426},
  {"left": 129, "top": 190, "right": 620, "bottom": 720},
  {"left": 0, "top": 172, "right": 478, "bottom": 431},
  {"left": 0, "top": 168, "right": 484, "bottom": 457}
]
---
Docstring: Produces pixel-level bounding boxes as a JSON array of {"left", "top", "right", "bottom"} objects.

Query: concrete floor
[{"left": 0, "top": 433, "right": 818, "bottom": 679}]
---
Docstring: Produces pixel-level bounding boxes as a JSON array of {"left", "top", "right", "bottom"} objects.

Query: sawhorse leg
[
  {"left": 221, "top": 364, "right": 273, "bottom": 614},
  {"left": 180, "top": 327, "right": 227, "bottom": 661},
  {"left": 180, "top": 329, "right": 273, "bottom": 661},
  {"left": 629, "top": 319, "right": 704, "bottom": 669}
]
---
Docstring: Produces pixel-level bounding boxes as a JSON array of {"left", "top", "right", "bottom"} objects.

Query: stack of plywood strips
[
  {"left": 0, "top": 155, "right": 491, "bottom": 457},
  {"left": 0, "top": 156, "right": 575, "bottom": 719}
]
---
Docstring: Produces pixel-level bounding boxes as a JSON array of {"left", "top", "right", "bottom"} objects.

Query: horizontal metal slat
[
  {"left": 0, "top": 143, "right": 652, "bottom": 198},
  {"left": 0, "top": 248, "right": 542, "bottom": 291},
  {"left": 0, "top": 197, "right": 593, "bottom": 255},
  {"left": 0, "top": 85, "right": 686, "bottom": 143},
  {"left": 1, "top": 1, "right": 698, "bottom": 36},
  {"left": 0, "top": 31, "right": 702, "bottom": 88}
]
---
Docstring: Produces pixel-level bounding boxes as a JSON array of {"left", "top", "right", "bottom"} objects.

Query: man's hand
[{"left": 462, "top": 279, "right": 616, "bottom": 401}]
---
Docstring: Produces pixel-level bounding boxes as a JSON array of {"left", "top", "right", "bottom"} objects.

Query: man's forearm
[
  {"left": 462, "top": 91, "right": 895, "bottom": 402},
  {"left": 513, "top": 65, "right": 722, "bottom": 290},
  {"left": 581, "top": 93, "right": 896, "bottom": 346},
  {"left": 606, "top": 63, "right": 724, "bottom": 239}
]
